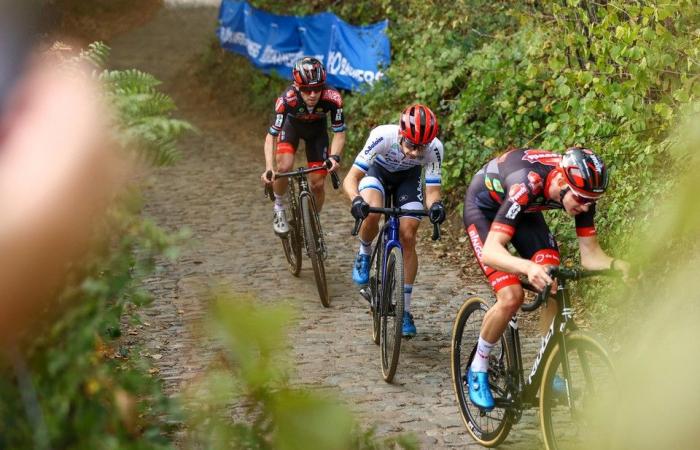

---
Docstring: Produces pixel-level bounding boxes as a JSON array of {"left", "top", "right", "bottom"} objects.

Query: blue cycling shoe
[
  {"left": 352, "top": 253, "right": 370, "bottom": 286},
  {"left": 550, "top": 374, "right": 575, "bottom": 403},
  {"left": 467, "top": 367, "right": 495, "bottom": 410},
  {"left": 402, "top": 311, "right": 417, "bottom": 337}
]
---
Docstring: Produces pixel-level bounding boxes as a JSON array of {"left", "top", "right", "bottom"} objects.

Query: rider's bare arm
[
  {"left": 342, "top": 165, "right": 364, "bottom": 200},
  {"left": 261, "top": 132, "right": 277, "bottom": 183},
  {"left": 329, "top": 130, "right": 345, "bottom": 159},
  {"left": 483, "top": 230, "right": 553, "bottom": 290},
  {"left": 425, "top": 185, "right": 441, "bottom": 208},
  {"left": 326, "top": 130, "right": 346, "bottom": 172},
  {"left": 578, "top": 235, "right": 613, "bottom": 270},
  {"left": 579, "top": 235, "right": 631, "bottom": 280}
]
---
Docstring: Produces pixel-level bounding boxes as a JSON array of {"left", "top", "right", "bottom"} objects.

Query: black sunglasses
[
  {"left": 299, "top": 85, "right": 324, "bottom": 93},
  {"left": 401, "top": 137, "right": 427, "bottom": 152}
]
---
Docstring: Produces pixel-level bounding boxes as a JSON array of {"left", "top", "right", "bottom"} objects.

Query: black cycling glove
[
  {"left": 429, "top": 201, "right": 446, "bottom": 224},
  {"left": 351, "top": 195, "right": 370, "bottom": 219}
]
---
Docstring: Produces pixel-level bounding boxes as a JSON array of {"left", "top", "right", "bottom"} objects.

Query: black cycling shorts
[
  {"left": 359, "top": 164, "right": 424, "bottom": 218},
  {"left": 276, "top": 117, "right": 329, "bottom": 164},
  {"left": 463, "top": 172, "right": 560, "bottom": 291}
]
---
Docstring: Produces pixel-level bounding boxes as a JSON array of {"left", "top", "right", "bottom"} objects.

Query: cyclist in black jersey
[
  {"left": 260, "top": 57, "right": 346, "bottom": 235},
  {"left": 462, "top": 147, "right": 630, "bottom": 410}
]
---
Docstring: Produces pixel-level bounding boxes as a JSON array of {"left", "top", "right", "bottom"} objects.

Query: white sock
[
  {"left": 273, "top": 193, "right": 287, "bottom": 212},
  {"left": 470, "top": 336, "right": 495, "bottom": 373},
  {"left": 404, "top": 284, "right": 413, "bottom": 312},
  {"left": 358, "top": 239, "right": 372, "bottom": 256}
]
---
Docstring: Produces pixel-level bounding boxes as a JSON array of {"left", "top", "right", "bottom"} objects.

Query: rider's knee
[
  {"left": 363, "top": 212, "right": 381, "bottom": 229},
  {"left": 276, "top": 160, "right": 293, "bottom": 172},
  {"left": 399, "top": 228, "right": 417, "bottom": 250},
  {"left": 310, "top": 179, "right": 325, "bottom": 193},
  {"left": 496, "top": 288, "right": 524, "bottom": 316}
]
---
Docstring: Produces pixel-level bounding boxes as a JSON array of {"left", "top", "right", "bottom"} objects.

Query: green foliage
[
  {"left": 213, "top": 1, "right": 698, "bottom": 316},
  {"left": 0, "top": 42, "right": 192, "bottom": 448},
  {"left": 183, "top": 293, "right": 418, "bottom": 450}
]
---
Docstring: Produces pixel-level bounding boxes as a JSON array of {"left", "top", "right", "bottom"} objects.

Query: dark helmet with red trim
[
  {"left": 292, "top": 57, "right": 326, "bottom": 87},
  {"left": 559, "top": 147, "right": 609, "bottom": 199}
]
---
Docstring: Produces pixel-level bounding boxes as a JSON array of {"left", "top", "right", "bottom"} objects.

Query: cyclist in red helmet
[
  {"left": 261, "top": 56, "right": 346, "bottom": 235},
  {"left": 343, "top": 104, "right": 445, "bottom": 337},
  {"left": 462, "top": 146, "right": 630, "bottom": 410}
]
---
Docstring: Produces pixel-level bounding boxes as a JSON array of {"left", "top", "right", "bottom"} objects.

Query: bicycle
[
  {"left": 351, "top": 196, "right": 440, "bottom": 382},
  {"left": 265, "top": 163, "right": 340, "bottom": 307},
  {"left": 451, "top": 266, "right": 619, "bottom": 450}
]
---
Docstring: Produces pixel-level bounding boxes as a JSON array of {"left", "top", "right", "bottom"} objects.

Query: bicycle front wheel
[
  {"left": 540, "top": 331, "right": 616, "bottom": 450},
  {"left": 281, "top": 212, "right": 302, "bottom": 276},
  {"left": 369, "top": 233, "right": 383, "bottom": 345},
  {"left": 451, "top": 297, "right": 514, "bottom": 447},
  {"left": 380, "top": 245, "right": 403, "bottom": 382},
  {"left": 301, "top": 195, "right": 329, "bottom": 307}
]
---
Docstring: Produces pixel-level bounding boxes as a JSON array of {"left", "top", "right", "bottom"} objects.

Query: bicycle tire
[
  {"left": 369, "top": 233, "right": 383, "bottom": 345},
  {"left": 450, "top": 297, "right": 514, "bottom": 447},
  {"left": 281, "top": 209, "right": 302, "bottom": 276},
  {"left": 540, "top": 331, "right": 616, "bottom": 450},
  {"left": 301, "top": 195, "right": 329, "bottom": 307},
  {"left": 380, "top": 245, "right": 403, "bottom": 382}
]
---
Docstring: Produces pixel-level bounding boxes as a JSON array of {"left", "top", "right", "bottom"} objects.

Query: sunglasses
[
  {"left": 401, "top": 137, "right": 428, "bottom": 152},
  {"left": 299, "top": 85, "right": 323, "bottom": 94},
  {"left": 570, "top": 191, "right": 596, "bottom": 206}
]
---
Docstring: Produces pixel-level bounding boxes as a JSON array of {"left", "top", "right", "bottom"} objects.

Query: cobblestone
[{"left": 110, "top": 4, "right": 547, "bottom": 449}]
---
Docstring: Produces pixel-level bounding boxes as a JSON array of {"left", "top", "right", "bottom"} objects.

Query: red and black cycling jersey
[
  {"left": 471, "top": 148, "right": 596, "bottom": 238},
  {"left": 268, "top": 85, "right": 346, "bottom": 136}
]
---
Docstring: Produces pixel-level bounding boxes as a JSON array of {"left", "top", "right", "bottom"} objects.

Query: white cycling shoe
[{"left": 272, "top": 209, "right": 289, "bottom": 236}]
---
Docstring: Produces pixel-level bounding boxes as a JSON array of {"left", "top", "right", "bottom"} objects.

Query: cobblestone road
[{"left": 110, "top": 3, "right": 544, "bottom": 448}]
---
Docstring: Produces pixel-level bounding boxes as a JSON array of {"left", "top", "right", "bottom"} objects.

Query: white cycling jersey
[{"left": 352, "top": 124, "right": 444, "bottom": 186}]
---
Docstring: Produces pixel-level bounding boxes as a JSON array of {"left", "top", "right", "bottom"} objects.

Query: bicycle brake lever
[
  {"left": 264, "top": 170, "right": 274, "bottom": 201},
  {"left": 331, "top": 171, "right": 341, "bottom": 190},
  {"left": 351, "top": 217, "right": 362, "bottom": 236},
  {"left": 431, "top": 222, "right": 441, "bottom": 241}
]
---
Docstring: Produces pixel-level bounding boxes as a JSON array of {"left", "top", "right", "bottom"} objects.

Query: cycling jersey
[
  {"left": 268, "top": 85, "right": 346, "bottom": 136},
  {"left": 463, "top": 148, "right": 597, "bottom": 292},
  {"left": 469, "top": 148, "right": 595, "bottom": 237},
  {"left": 352, "top": 124, "right": 444, "bottom": 187}
]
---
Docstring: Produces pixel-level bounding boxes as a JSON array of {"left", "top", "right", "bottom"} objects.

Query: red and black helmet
[
  {"left": 559, "top": 147, "right": 609, "bottom": 199},
  {"left": 292, "top": 57, "right": 326, "bottom": 87},
  {"left": 399, "top": 104, "right": 439, "bottom": 145}
]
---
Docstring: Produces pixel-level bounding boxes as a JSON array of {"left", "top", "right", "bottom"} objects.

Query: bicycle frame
[
  {"left": 379, "top": 215, "right": 402, "bottom": 295},
  {"left": 275, "top": 166, "right": 329, "bottom": 257},
  {"left": 500, "top": 277, "right": 580, "bottom": 410}
]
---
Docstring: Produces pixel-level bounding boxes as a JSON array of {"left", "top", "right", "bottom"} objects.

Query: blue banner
[{"left": 217, "top": 0, "right": 391, "bottom": 91}]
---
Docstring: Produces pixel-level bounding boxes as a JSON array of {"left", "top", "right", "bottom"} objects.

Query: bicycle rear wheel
[
  {"left": 380, "top": 245, "right": 403, "bottom": 382},
  {"left": 451, "top": 297, "right": 514, "bottom": 447},
  {"left": 369, "top": 233, "right": 383, "bottom": 345},
  {"left": 301, "top": 195, "right": 329, "bottom": 307},
  {"left": 281, "top": 209, "right": 302, "bottom": 276},
  {"left": 540, "top": 331, "right": 616, "bottom": 450}
]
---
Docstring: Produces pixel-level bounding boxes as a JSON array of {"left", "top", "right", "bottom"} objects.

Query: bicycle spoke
[
  {"left": 451, "top": 297, "right": 514, "bottom": 446},
  {"left": 541, "top": 332, "right": 616, "bottom": 450}
]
